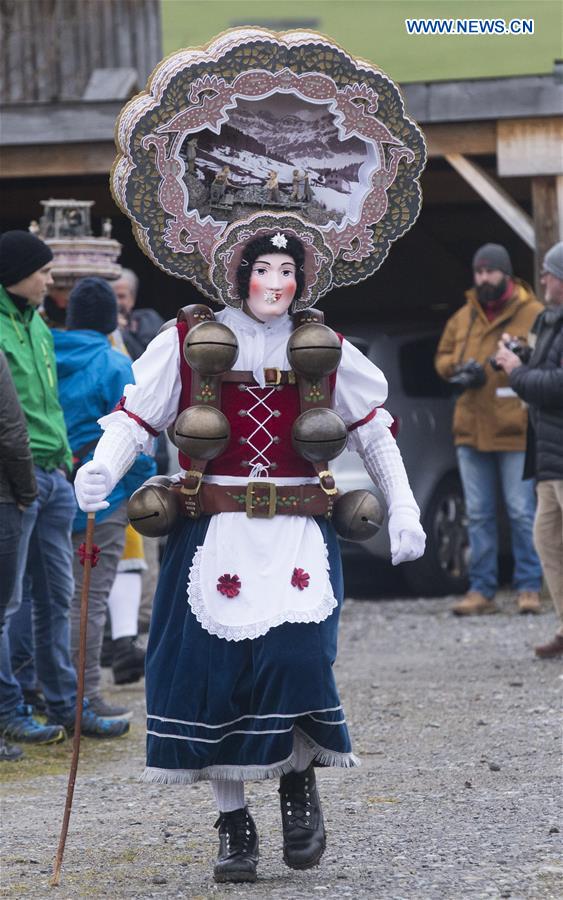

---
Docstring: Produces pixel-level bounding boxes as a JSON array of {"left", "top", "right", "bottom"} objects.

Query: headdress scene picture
[{"left": 113, "top": 28, "right": 426, "bottom": 306}]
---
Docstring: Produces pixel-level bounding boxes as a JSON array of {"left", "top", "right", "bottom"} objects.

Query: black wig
[{"left": 236, "top": 233, "right": 305, "bottom": 303}]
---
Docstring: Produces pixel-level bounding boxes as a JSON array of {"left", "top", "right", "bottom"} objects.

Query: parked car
[{"left": 331, "top": 324, "right": 469, "bottom": 596}]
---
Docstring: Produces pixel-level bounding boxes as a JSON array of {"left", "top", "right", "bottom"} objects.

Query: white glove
[
  {"left": 74, "top": 461, "right": 113, "bottom": 512},
  {"left": 388, "top": 505, "right": 426, "bottom": 566}
]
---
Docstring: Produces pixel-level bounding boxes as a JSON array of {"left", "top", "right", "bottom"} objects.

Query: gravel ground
[{"left": 1, "top": 590, "right": 561, "bottom": 900}]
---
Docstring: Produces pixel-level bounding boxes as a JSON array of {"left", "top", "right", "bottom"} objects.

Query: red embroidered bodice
[{"left": 176, "top": 321, "right": 337, "bottom": 477}]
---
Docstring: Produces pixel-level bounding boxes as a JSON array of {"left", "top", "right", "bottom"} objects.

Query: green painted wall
[{"left": 161, "top": 0, "right": 562, "bottom": 82}]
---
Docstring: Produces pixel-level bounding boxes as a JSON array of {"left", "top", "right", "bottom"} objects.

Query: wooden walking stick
[{"left": 51, "top": 511, "right": 97, "bottom": 887}]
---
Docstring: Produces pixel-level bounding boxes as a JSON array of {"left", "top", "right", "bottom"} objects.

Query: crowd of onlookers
[
  {"left": 1, "top": 227, "right": 562, "bottom": 764},
  {"left": 435, "top": 241, "right": 563, "bottom": 655},
  {"left": 0, "top": 229, "right": 163, "bottom": 761}
]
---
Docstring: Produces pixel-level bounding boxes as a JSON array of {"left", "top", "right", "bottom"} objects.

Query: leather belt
[
  {"left": 221, "top": 368, "right": 297, "bottom": 386},
  {"left": 173, "top": 479, "right": 337, "bottom": 519}
]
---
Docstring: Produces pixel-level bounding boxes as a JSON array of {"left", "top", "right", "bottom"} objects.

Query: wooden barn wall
[{"left": 0, "top": 0, "right": 161, "bottom": 103}]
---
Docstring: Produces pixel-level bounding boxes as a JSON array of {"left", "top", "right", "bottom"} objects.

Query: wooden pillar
[{"left": 531, "top": 176, "right": 563, "bottom": 292}]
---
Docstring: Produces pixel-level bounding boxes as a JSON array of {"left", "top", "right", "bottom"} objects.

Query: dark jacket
[
  {"left": 0, "top": 350, "right": 38, "bottom": 506},
  {"left": 509, "top": 305, "right": 563, "bottom": 481},
  {"left": 121, "top": 307, "right": 164, "bottom": 361}
]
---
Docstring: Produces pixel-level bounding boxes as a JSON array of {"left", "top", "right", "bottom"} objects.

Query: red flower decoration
[
  {"left": 77, "top": 543, "right": 101, "bottom": 568},
  {"left": 291, "top": 568, "right": 310, "bottom": 591},
  {"left": 217, "top": 573, "right": 241, "bottom": 598}
]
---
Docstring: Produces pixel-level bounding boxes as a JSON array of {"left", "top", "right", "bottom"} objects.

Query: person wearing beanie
[
  {"left": 0, "top": 237, "right": 130, "bottom": 743},
  {"left": 52, "top": 277, "right": 155, "bottom": 717},
  {"left": 495, "top": 241, "right": 563, "bottom": 657},
  {"left": 435, "top": 243, "right": 544, "bottom": 617}
]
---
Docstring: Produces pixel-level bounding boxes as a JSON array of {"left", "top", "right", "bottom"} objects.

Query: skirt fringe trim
[{"left": 141, "top": 737, "right": 360, "bottom": 785}]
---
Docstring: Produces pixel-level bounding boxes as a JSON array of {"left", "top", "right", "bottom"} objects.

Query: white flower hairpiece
[{"left": 271, "top": 232, "right": 288, "bottom": 249}]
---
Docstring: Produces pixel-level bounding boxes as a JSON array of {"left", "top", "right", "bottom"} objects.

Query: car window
[{"left": 399, "top": 336, "right": 452, "bottom": 397}]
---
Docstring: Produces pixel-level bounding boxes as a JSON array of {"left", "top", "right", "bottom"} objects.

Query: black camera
[
  {"left": 489, "top": 338, "right": 531, "bottom": 371},
  {"left": 448, "top": 359, "right": 486, "bottom": 391}
]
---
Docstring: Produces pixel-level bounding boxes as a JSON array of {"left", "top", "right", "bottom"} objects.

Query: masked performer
[{"left": 74, "top": 28, "right": 427, "bottom": 885}]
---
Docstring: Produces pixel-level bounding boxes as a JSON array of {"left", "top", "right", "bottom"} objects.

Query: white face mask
[{"left": 244, "top": 253, "right": 297, "bottom": 322}]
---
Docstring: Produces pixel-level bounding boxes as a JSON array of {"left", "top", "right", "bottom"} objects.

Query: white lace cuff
[
  {"left": 92, "top": 419, "right": 142, "bottom": 492},
  {"left": 348, "top": 417, "right": 419, "bottom": 516}
]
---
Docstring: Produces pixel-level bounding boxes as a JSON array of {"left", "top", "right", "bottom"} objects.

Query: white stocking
[
  {"left": 211, "top": 779, "right": 245, "bottom": 813},
  {"left": 107, "top": 572, "right": 142, "bottom": 640},
  {"left": 293, "top": 730, "right": 315, "bottom": 772}
]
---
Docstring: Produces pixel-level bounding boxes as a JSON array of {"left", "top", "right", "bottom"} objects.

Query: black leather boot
[
  {"left": 279, "top": 764, "right": 326, "bottom": 869},
  {"left": 213, "top": 806, "right": 259, "bottom": 883},
  {"left": 111, "top": 636, "right": 145, "bottom": 685}
]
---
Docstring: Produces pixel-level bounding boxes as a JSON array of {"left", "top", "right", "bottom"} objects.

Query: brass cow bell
[
  {"left": 173, "top": 406, "right": 230, "bottom": 459},
  {"left": 287, "top": 324, "right": 342, "bottom": 378},
  {"left": 292, "top": 408, "right": 348, "bottom": 462},
  {"left": 127, "top": 480, "right": 181, "bottom": 537},
  {"left": 183, "top": 321, "right": 239, "bottom": 375},
  {"left": 332, "top": 490, "right": 384, "bottom": 542}
]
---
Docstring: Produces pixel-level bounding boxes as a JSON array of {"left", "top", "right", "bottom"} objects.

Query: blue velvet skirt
[{"left": 142, "top": 515, "right": 357, "bottom": 783}]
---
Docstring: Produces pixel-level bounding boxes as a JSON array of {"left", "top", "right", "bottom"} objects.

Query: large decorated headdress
[{"left": 112, "top": 28, "right": 425, "bottom": 310}]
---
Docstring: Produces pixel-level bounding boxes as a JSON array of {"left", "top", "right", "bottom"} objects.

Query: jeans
[
  {"left": 456, "top": 446, "right": 543, "bottom": 599},
  {"left": 0, "top": 467, "right": 77, "bottom": 720},
  {"left": 0, "top": 504, "right": 22, "bottom": 636}
]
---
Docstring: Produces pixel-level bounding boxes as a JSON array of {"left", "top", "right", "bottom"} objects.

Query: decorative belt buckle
[
  {"left": 317, "top": 469, "right": 338, "bottom": 496},
  {"left": 264, "top": 367, "right": 282, "bottom": 386},
  {"left": 180, "top": 470, "right": 203, "bottom": 496},
  {"left": 246, "top": 481, "right": 277, "bottom": 518}
]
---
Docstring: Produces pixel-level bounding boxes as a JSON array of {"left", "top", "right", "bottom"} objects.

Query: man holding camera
[
  {"left": 435, "top": 243, "right": 543, "bottom": 615},
  {"left": 495, "top": 242, "right": 563, "bottom": 657}
]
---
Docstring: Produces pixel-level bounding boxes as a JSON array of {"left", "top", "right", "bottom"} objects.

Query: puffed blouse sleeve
[
  {"left": 333, "top": 338, "right": 393, "bottom": 433},
  {"left": 98, "top": 327, "right": 181, "bottom": 449}
]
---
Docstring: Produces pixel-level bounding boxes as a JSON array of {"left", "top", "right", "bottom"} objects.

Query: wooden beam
[
  {"left": 531, "top": 176, "right": 563, "bottom": 291},
  {"left": 424, "top": 122, "right": 496, "bottom": 158},
  {"left": 0, "top": 142, "right": 117, "bottom": 178},
  {"left": 498, "top": 118, "right": 563, "bottom": 177},
  {"left": 445, "top": 153, "right": 535, "bottom": 249}
]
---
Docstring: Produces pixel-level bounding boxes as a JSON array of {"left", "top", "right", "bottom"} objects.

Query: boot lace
[
  {"left": 280, "top": 770, "right": 314, "bottom": 828},
  {"left": 214, "top": 808, "right": 253, "bottom": 854}
]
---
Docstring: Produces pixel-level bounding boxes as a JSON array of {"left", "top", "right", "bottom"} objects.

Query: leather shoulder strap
[{"left": 176, "top": 304, "right": 215, "bottom": 328}]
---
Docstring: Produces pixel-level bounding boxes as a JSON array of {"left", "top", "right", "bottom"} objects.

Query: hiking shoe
[
  {"left": 52, "top": 700, "right": 130, "bottom": 739},
  {"left": 451, "top": 591, "right": 498, "bottom": 616},
  {"left": 0, "top": 704, "right": 65, "bottom": 744},
  {"left": 213, "top": 806, "right": 259, "bottom": 883},
  {"left": 517, "top": 591, "right": 541, "bottom": 614},
  {"left": 0, "top": 735, "right": 24, "bottom": 761},
  {"left": 22, "top": 689, "right": 48, "bottom": 715},
  {"left": 534, "top": 634, "right": 563, "bottom": 659},
  {"left": 112, "top": 636, "right": 145, "bottom": 686},
  {"left": 88, "top": 696, "right": 132, "bottom": 720}
]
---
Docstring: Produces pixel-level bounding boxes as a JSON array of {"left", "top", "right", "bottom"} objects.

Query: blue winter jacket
[{"left": 53, "top": 329, "right": 156, "bottom": 532}]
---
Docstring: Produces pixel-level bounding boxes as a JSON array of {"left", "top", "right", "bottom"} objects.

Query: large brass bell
[
  {"left": 287, "top": 324, "right": 342, "bottom": 378},
  {"left": 332, "top": 490, "right": 384, "bottom": 542},
  {"left": 183, "top": 321, "right": 239, "bottom": 375},
  {"left": 292, "top": 408, "right": 348, "bottom": 462},
  {"left": 127, "top": 477, "right": 180, "bottom": 537},
  {"left": 173, "top": 406, "right": 230, "bottom": 459}
]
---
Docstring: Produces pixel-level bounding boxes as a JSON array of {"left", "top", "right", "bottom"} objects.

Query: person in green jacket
[{"left": 0, "top": 230, "right": 129, "bottom": 742}]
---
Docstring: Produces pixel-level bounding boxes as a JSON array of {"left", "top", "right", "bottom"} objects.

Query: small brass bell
[
  {"left": 173, "top": 406, "right": 230, "bottom": 459},
  {"left": 127, "top": 481, "right": 181, "bottom": 537},
  {"left": 183, "top": 321, "right": 239, "bottom": 375},
  {"left": 332, "top": 490, "right": 384, "bottom": 542},
  {"left": 287, "top": 324, "right": 342, "bottom": 378},
  {"left": 292, "top": 408, "right": 348, "bottom": 462}
]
